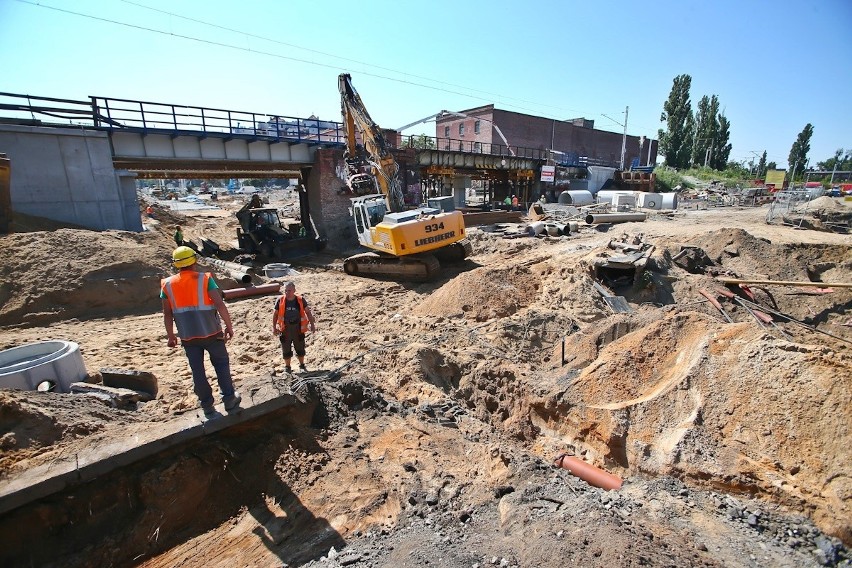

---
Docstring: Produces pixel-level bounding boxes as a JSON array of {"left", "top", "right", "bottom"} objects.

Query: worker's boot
[
  {"left": 284, "top": 365, "right": 292, "bottom": 374},
  {"left": 299, "top": 364, "right": 308, "bottom": 373},
  {"left": 223, "top": 393, "right": 242, "bottom": 411}
]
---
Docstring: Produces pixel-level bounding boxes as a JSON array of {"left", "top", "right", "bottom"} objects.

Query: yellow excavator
[{"left": 338, "top": 73, "right": 472, "bottom": 281}]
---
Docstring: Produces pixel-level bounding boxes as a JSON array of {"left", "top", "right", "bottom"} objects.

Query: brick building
[{"left": 435, "top": 105, "right": 657, "bottom": 169}]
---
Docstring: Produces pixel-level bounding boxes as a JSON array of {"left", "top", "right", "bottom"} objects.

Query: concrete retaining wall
[{"left": 0, "top": 125, "right": 142, "bottom": 231}]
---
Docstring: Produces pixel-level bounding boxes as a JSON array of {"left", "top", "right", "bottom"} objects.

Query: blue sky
[{"left": 2, "top": 0, "right": 850, "bottom": 170}]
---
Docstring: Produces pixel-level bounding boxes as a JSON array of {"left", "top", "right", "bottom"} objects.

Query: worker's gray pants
[{"left": 182, "top": 336, "right": 235, "bottom": 408}]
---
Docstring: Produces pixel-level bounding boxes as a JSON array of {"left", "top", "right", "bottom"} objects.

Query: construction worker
[
  {"left": 161, "top": 246, "right": 240, "bottom": 417},
  {"left": 511, "top": 195, "right": 519, "bottom": 209},
  {"left": 272, "top": 281, "right": 316, "bottom": 373},
  {"left": 173, "top": 225, "right": 184, "bottom": 247}
]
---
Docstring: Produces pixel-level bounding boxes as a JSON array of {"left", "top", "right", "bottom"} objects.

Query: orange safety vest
[
  {"left": 276, "top": 294, "right": 309, "bottom": 336},
  {"left": 161, "top": 271, "right": 221, "bottom": 340}
]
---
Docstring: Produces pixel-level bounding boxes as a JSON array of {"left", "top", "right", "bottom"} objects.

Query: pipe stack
[{"left": 200, "top": 257, "right": 253, "bottom": 284}]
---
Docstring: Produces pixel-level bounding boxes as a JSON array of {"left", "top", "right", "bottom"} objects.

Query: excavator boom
[{"left": 338, "top": 74, "right": 406, "bottom": 212}]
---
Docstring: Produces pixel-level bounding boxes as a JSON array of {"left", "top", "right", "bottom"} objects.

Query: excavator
[{"left": 338, "top": 73, "right": 472, "bottom": 280}]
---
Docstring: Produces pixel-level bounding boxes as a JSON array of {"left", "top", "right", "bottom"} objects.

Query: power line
[
  {"left": 120, "top": 0, "right": 593, "bottom": 118},
  {"left": 14, "top": 0, "right": 634, "bottom": 126}
]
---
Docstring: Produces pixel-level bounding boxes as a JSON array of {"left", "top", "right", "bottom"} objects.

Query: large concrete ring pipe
[
  {"left": 557, "top": 190, "right": 594, "bottom": 206},
  {"left": 0, "top": 341, "right": 88, "bottom": 393}
]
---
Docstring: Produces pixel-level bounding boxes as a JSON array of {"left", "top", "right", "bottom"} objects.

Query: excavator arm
[{"left": 338, "top": 74, "right": 406, "bottom": 212}]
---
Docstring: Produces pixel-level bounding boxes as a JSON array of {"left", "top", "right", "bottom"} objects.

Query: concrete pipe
[
  {"left": 585, "top": 212, "right": 647, "bottom": 224},
  {"left": 554, "top": 454, "right": 623, "bottom": 491},
  {"left": 222, "top": 283, "right": 281, "bottom": 301},
  {"left": 557, "top": 190, "right": 594, "bottom": 206},
  {"left": 545, "top": 223, "right": 561, "bottom": 236},
  {"left": 0, "top": 341, "right": 88, "bottom": 393},
  {"left": 527, "top": 221, "right": 546, "bottom": 236},
  {"left": 660, "top": 192, "right": 678, "bottom": 209},
  {"left": 263, "top": 263, "right": 292, "bottom": 278},
  {"left": 567, "top": 221, "right": 579, "bottom": 234},
  {"left": 637, "top": 192, "right": 662, "bottom": 210},
  {"left": 201, "top": 257, "right": 253, "bottom": 284},
  {"left": 596, "top": 190, "right": 635, "bottom": 205},
  {"left": 202, "top": 257, "right": 255, "bottom": 274}
]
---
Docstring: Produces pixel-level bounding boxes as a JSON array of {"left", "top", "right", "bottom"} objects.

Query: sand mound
[
  {"left": 414, "top": 265, "right": 541, "bottom": 321},
  {"left": 0, "top": 228, "right": 177, "bottom": 326},
  {"left": 0, "top": 390, "right": 146, "bottom": 478},
  {"left": 686, "top": 227, "right": 852, "bottom": 282},
  {"left": 531, "top": 310, "right": 852, "bottom": 541},
  {"left": 799, "top": 196, "right": 849, "bottom": 212}
]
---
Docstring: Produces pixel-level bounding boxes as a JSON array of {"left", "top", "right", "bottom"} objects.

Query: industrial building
[{"left": 435, "top": 104, "right": 657, "bottom": 170}]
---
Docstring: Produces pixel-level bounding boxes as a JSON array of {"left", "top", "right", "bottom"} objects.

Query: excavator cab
[{"left": 351, "top": 195, "right": 388, "bottom": 245}]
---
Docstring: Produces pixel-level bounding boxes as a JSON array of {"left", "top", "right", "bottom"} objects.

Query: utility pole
[
  {"left": 620, "top": 106, "right": 629, "bottom": 170},
  {"left": 603, "top": 107, "right": 629, "bottom": 170}
]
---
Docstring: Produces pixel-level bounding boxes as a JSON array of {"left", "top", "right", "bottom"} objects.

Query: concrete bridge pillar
[{"left": 0, "top": 125, "right": 142, "bottom": 231}]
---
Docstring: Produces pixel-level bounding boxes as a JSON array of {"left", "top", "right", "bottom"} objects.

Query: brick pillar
[{"left": 304, "top": 147, "right": 356, "bottom": 253}]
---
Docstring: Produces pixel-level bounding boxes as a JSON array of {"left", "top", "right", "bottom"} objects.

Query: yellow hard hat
[{"left": 172, "top": 246, "right": 197, "bottom": 268}]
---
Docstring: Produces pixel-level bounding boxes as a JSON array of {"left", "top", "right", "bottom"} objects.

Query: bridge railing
[
  {"left": 396, "top": 135, "right": 618, "bottom": 167},
  {"left": 90, "top": 96, "right": 345, "bottom": 144},
  {"left": 399, "top": 134, "right": 549, "bottom": 160},
  {"left": 0, "top": 92, "right": 97, "bottom": 126},
  {"left": 0, "top": 92, "right": 618, "bottom": 167},
  {"left": 0, "top": 92, "right": 346, "bottom": 145}
]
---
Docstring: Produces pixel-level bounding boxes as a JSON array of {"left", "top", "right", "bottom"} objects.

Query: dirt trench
[{"left": 0, "top": 395, "right": 326, "bottom": 567}]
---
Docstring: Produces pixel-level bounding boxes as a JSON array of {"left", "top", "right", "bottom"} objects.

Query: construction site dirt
[{"left": 0, "top": 193, "right": 850, "bottom": 568}]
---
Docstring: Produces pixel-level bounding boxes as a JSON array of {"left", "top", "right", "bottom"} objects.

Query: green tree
[
  {"left": 767, "top": 161, "right": 777, "bottom": 171},
  {"left": 711, "top": 114, "right": 732, "bottom": 170},
  {"left": 757, "top": 150, "right": 767, "bottom": 177},
  {"left": 816, "top": 148, "right": 851, "bottom": 172},
  {"left": 787, "top": 123, "right": 814, "bottom": 176},
  {"left": 691, "top": 95, "right": 719, "bottom": 166},
  {"left": 407, "top": 134, "right": 436, "bottom": 150},
  {"left": 658, "top": 74, "right": 694, "bottom": 169}
]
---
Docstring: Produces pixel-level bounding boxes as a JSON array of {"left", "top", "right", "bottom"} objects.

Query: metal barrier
[
  {"left": 0, "top": 92, "right": 345, "bottom": 145},
  {"left": 765, "top": 190, "right": 812, "bottom": 225},
  {"left": 1, "top": 92, "right": 620, "bottom": 167}
]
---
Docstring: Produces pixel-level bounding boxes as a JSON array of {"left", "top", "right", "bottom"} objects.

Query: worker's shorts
[{"left": 279, "top": 328, "right": 306, "bottom": 358}]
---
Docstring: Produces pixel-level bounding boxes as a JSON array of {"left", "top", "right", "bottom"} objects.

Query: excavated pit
[{"left": 1, "top": 198, "right": 850, "bottom": 567}]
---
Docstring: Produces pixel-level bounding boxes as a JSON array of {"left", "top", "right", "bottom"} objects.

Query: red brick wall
[
  {"left": 305, "top": 147, "right": 355, "bottom": 252},
  {"left": 437, "top": 106, "right": 658, "bottom": 167},
  {"left": 305, "top": 147, "right": 422, "bottom": 253}
]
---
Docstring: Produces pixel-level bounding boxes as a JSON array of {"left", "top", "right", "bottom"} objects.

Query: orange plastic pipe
[
  {"left": 222, "top": 283, "right": 280, "bottom": 301},
  {"left": 553, "top": 454, "right": 623, "bottom": 491}
]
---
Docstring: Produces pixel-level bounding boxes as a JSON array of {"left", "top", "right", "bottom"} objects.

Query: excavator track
[
  {"left": 343, "top": 252, "right": 441, "bottom": 282},
  {"left": 433, "top": 238, "right": 473, "bottom": 263}
]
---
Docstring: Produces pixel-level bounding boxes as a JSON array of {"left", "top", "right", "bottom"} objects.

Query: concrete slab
[{"left": 0, "top": 378, "right": 304, "bottom": 516}]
